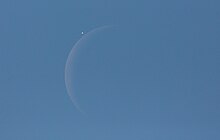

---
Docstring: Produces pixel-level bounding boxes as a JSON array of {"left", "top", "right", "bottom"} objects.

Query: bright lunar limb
[{"left": 65, "top": 26, "right": 112, "bottom": 113}]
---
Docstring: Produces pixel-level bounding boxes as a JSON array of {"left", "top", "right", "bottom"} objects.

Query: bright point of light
[{"left": 81, "top": 32, "right": 84, "bottom": 35}]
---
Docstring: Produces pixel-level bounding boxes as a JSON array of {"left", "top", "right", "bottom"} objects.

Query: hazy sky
[{"left": 0, "top": 0, "right": 220, "bottom": 139}]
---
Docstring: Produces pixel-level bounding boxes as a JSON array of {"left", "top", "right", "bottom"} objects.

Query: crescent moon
[{"left": 64, "top": 25, "right": 113, "bottom": 113}]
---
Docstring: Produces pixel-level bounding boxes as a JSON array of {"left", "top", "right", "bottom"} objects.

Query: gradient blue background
[{"left": 0, "top": 0, "right": 220, "bottom": 139}]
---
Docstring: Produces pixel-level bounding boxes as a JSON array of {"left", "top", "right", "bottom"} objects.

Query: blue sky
[{"left": 0, "top": 0, "right": 220, "bottom": 139}]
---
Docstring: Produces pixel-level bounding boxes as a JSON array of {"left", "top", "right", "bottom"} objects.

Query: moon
[{"left": 65, "top": 26, "right": 113, "bottom": 113}]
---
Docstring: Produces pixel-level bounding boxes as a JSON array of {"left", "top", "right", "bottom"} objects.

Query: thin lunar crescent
[{"left": 64, "top": 25, "right": 112, "bottom": 113}]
